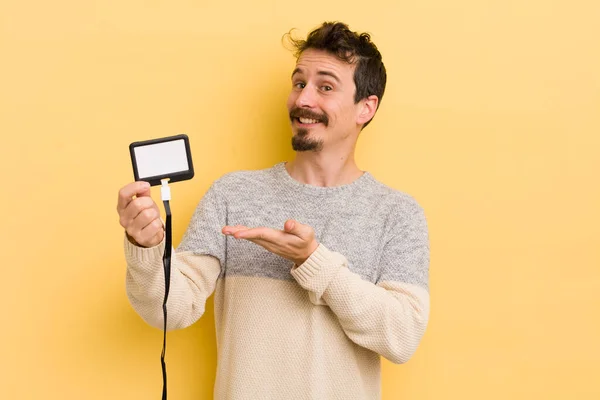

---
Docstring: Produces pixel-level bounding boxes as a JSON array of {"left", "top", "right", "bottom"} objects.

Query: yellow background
[{"left": 1, "top": 0, "right": 599, "bottom": 399}]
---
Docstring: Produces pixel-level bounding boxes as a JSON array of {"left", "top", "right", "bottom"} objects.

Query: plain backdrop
[{"left": 1, "top": 0, "right": 599, "bottom": 399}]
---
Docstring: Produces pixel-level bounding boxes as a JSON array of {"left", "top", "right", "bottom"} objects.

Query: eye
[
  {"left": 321, "top": 85, "right": 333, "bottom": 91},
  {"left": 294, "top": 82, "right": 306, "bottom": 89}
]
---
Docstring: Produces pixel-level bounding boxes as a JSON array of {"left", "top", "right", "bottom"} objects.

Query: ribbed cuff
[
  {"left": 290, "top": 243, "right": 346, "bottom": 300},
  {"left": 124, "top": 233, "right": 166, "bottom": 267}
]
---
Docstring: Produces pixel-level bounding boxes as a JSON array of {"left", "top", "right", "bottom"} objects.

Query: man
[{"left": 117, "top": 21, "right": 429, "bottom": 400}]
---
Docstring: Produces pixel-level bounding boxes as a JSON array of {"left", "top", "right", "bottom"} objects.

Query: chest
[{"left": 224, "top": 197, "right": 388, "bottom": 283}]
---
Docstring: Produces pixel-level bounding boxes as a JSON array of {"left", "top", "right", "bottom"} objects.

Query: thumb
[
  {"left": 135, "top": 181, "right": 153, "bottom": 198},
  {"left": 117, "top": 181, "right": 152, "bottom": 211},
  {"left": 284, "top": 219, "right": 307, "bottom": 238}
]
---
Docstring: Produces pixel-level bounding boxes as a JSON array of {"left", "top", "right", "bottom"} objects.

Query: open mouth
[{"left": 295, "top": 117, "right": 322, "bottom": 126}]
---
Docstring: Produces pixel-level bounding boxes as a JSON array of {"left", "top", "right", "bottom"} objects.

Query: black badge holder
[{"left": 129, "top": 134, "right": 194, "bottom": 400}]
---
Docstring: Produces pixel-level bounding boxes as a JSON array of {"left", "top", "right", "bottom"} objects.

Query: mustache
[{"left": 289, "top": 107, "right": 329, "bottom": 126}]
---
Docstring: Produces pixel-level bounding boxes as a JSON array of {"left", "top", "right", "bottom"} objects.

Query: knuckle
[
  {"left": 126, "top": 228, "right": 138, "bottom": 240},
  {"left": 129, "top": 198, "right": 141, "bottom": 212},
  {"left": 152, "top": 219, "right": 163, "bottom": 230},
  {"left": 142, "top": 208, "right": 156, "bottom": 220},
  {"left": 146, "top": 201, "right": 157, "bottom": 212},
  {"left": 133, "top": 198, "right": 147, "bottom": 213}
]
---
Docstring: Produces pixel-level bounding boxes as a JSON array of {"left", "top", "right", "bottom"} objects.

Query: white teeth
[{"left": 299, "top": 117, "right": 318, "bottom": 124}]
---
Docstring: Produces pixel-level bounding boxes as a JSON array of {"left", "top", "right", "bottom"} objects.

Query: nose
[{"left": 295, "top": 85, "right": 317, "bottom": 108}]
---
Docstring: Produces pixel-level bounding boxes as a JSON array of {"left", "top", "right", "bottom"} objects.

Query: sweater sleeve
[
  {"left": 125, "top": 181, "right": 227, "bottom": 330},
  {"left": 290, "top": 199, "right": 430, "bottom": 364},
  {"left": 125, "top": 238, "right": 221, "bottom": 330}
]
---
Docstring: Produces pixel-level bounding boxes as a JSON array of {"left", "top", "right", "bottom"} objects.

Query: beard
[
  {"left": 291, "top": 128, "right": 323, "bottom": 152},
  {"left": 289, "top": 107, "right": 328, "bottom": 152}
]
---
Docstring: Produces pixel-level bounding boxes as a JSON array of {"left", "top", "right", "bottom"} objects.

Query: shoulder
[
  {"left": 210, "top": 163, "right": 282, "bottom": 193},
  {"left": 364, "top": 174, "right": 425, "bottom": 218}
]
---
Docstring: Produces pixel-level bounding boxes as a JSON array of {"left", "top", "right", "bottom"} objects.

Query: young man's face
[{"left": 286, "top": 49, "right": 371, "bottom": 152}]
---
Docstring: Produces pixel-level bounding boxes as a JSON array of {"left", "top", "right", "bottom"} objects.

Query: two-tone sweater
[{"left": 125, "top": 162, "right": 430, "bottom": 400}]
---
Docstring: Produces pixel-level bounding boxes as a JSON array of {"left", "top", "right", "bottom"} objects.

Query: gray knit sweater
[{"left": 125, "top": 162, "right": 430, "bottom": 400}]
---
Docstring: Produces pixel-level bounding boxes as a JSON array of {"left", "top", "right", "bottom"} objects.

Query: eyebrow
[{"left": 291, "top": 68, "right": 341, "bottom": 84}]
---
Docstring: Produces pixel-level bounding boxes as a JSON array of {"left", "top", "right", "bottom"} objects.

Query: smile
[
  {"left": 296, "top": 117, "right": 321, "bottom": 125},
  {"left": 300, "top": 117, "right": 319, "bottom": 124}
]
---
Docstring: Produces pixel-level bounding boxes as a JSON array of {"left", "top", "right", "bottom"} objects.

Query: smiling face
[{"left": 286, "top": 49, "right": 376, "bottom": 153}]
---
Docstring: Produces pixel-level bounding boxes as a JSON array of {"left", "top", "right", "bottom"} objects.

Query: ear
[{"left": 356, "top": 95, "right": 379, "bottom": 126}]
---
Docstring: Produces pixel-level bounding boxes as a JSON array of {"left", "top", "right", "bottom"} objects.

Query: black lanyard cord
[{"left": 161, "top": 195, "right": 172, "bottom": 399}]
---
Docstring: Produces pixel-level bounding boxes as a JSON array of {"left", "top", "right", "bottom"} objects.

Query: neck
[{"left": 285, "top": 149, "right": 363, "bottom": 187}]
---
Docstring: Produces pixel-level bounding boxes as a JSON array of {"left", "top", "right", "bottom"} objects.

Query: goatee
[{"left": 291, "top": 128, "right": 323, "bottom": 152}]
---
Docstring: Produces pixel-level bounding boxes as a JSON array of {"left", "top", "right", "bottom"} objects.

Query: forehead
[{"left": 293, "top": 49, "right": 355, "bottom": 79}]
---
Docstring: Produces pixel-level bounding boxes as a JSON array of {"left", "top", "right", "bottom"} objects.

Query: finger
[
  {"left": 145, "top": 230, "right": 165, "bottom": 248},
  {"left": 283, "top": 219, "right": 312, "bottom": 239},
  {"left": 120, "top": 198, "right": 159, "bottom": 231},
  {"left": 122, "top": 196, "right": 158, "bottom": 224},
  {"left": 284, "top": 219, "right": 296, "bottom": 233},
  {"left": 126, "top": 215, "right": 162, "bottom": 243},
  {"left": 222, "top": 225, "right": 249, "bottom": 235},
  {"left": 117, "top": 181, "right": 151, "bottom": 212},
  {"left": 135, "top": 218, "right": 165, "bottom": 246},
  {"left": 128, "top": 203, "right": 161, "bottom": 232},
  {"left": 234, "top": 227, "right": 281, "bottom": 242}
]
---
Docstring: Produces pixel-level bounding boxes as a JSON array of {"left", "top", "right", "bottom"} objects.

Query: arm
[
  {"left": 124, "top": 181, "right": 227, "bottom": 330},
  {"left": 290, "top": 201, "right": 430, "bottom": 364},
  {"left": 125, "top": 237, "right": 221, "bottom": 330}
]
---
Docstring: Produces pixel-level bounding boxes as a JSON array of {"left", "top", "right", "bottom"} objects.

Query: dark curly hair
[{"left": 286, "top": 22, "right": 387, "bottom": 128}]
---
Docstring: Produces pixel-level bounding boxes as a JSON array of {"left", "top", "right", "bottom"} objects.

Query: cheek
[
  {"left": 329, "top": 101, "right": 352, "bottom": 123},
  {"left": 341, "top": 101, "right": 360, "bottom": 122}
]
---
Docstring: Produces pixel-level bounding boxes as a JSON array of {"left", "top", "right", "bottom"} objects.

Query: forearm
[
  {"left": 291, "top": 244, "right": 429, "bottom": 364},
  {"left": 124, "top": 235, "right": 221, "bottom": 330},
  {"left": 324, "top": 267, "right": 428, "bottom": 363}
]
